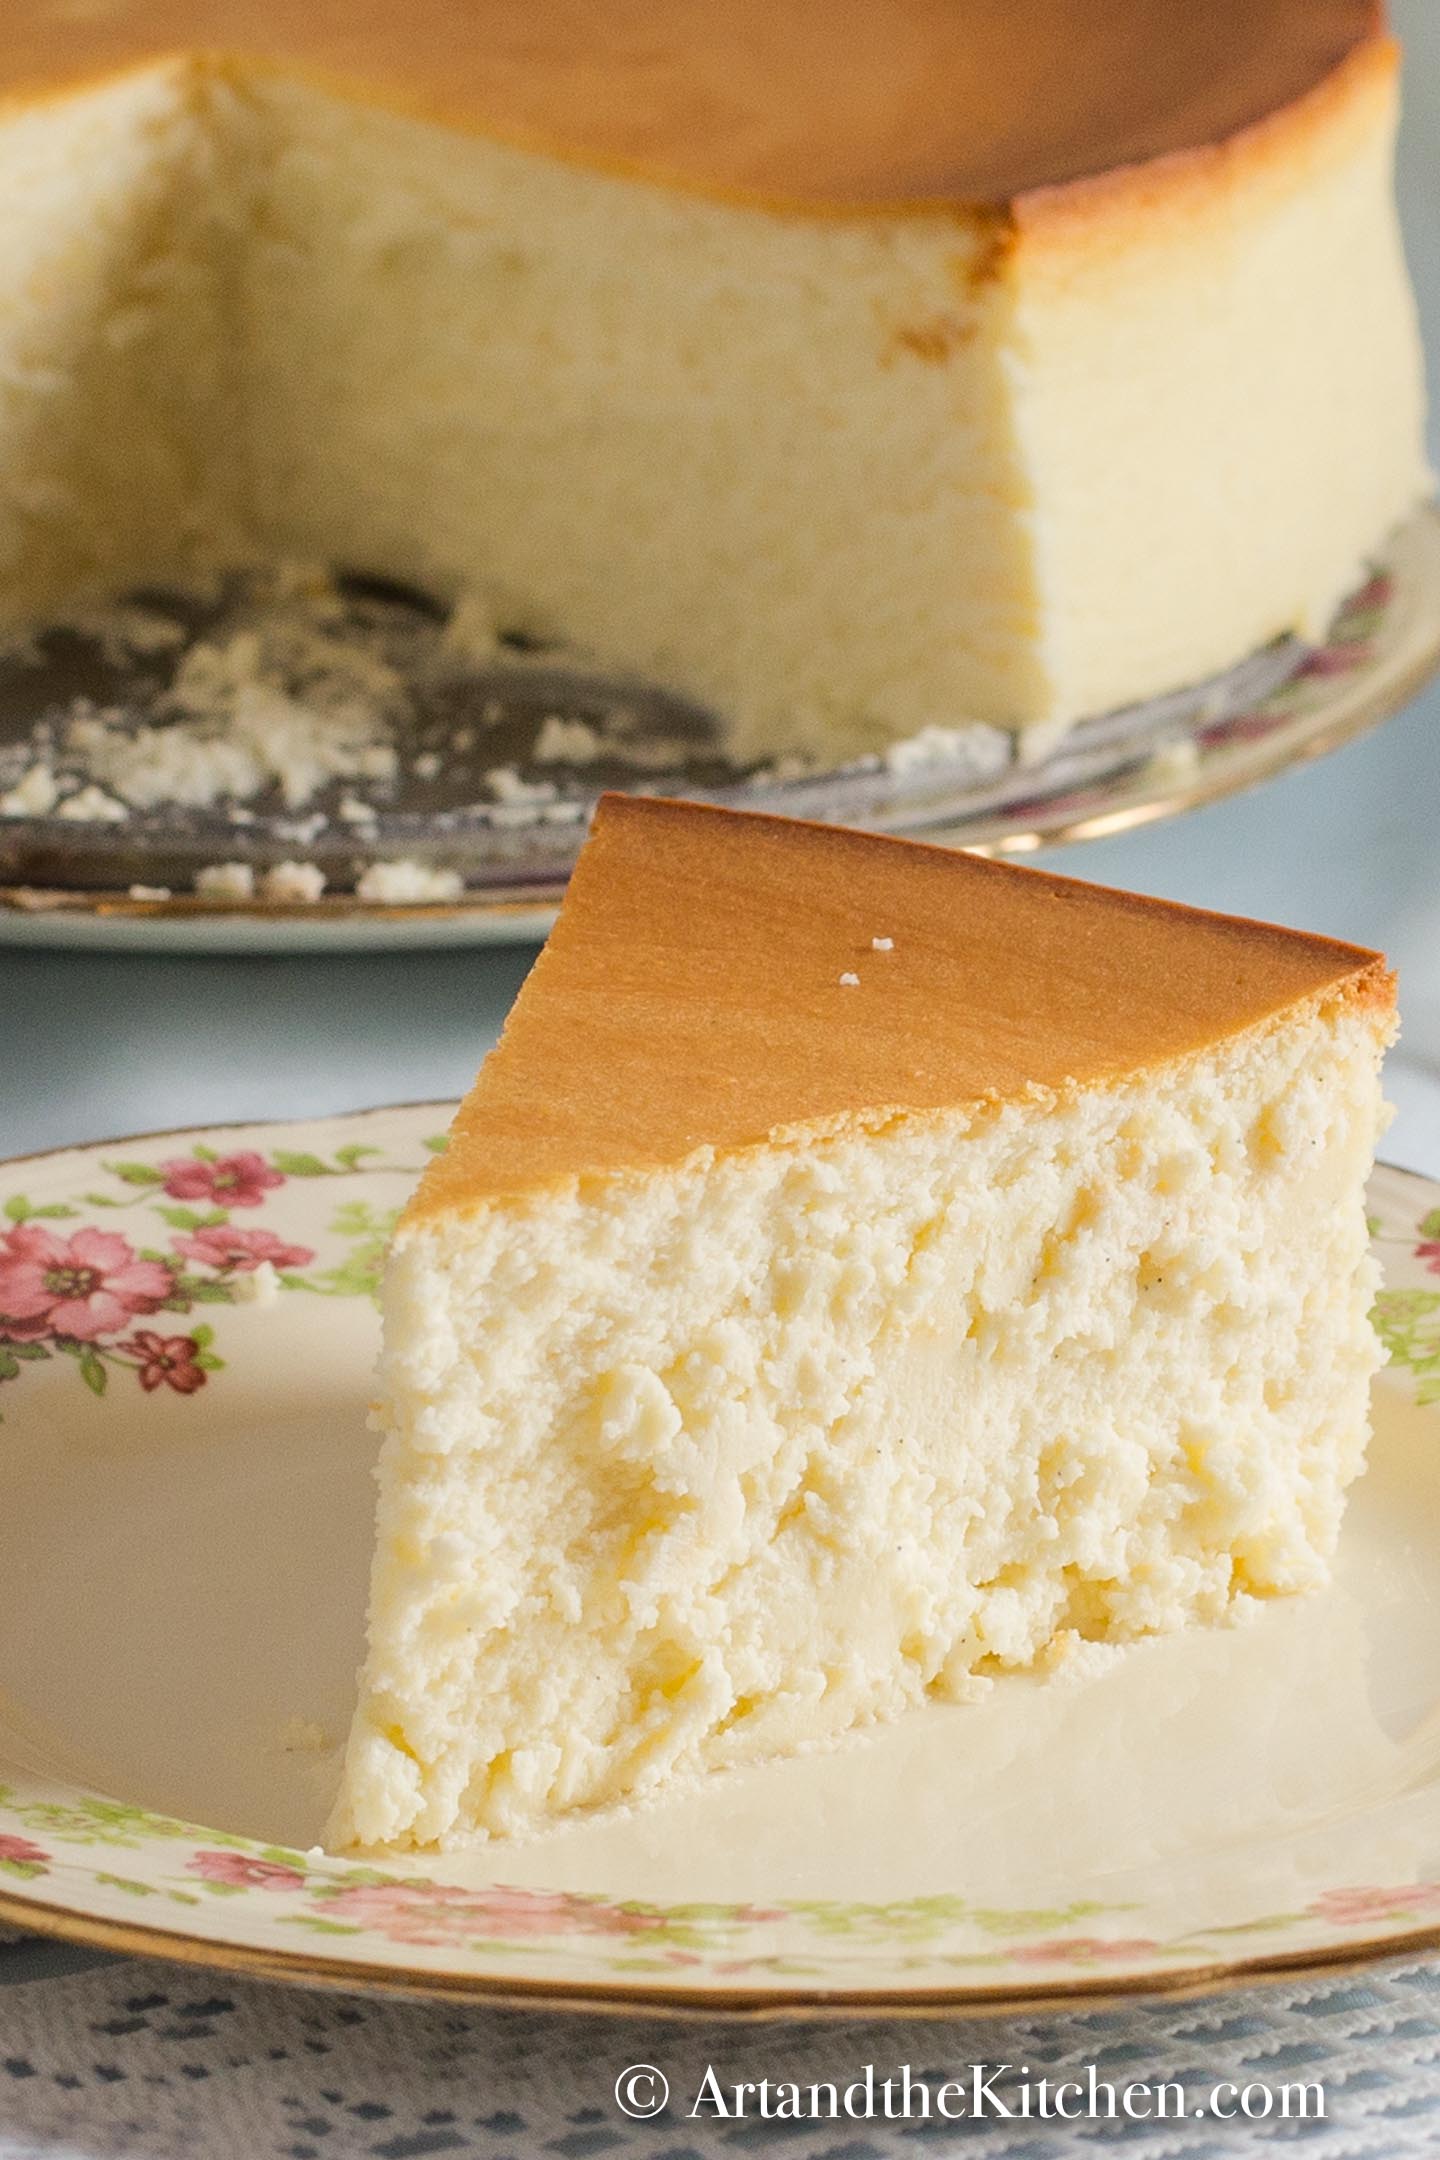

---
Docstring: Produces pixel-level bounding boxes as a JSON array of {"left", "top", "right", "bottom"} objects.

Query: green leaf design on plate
[
  {"left": 297, "top": 1257, "right": 385, "bottom": 1301},
  {"left": 103, "top": 1162, "right": 165, "bottom": 1186},
  {"left": 272, "top": 1151, "right": 336, "bottom": 1178},
  {"left": 1373, "top": 1287, "right": 1440, "bottom": 1405},
  {"left": 1420, "top": 1207, "right": 1440, "bottom": 1241},
  {"left": 79, "top": 1349, "right": 107, "bottom": 1397},
  {"left": 422, "top": 1134, "right": 449, "bottom": 1154},
  {"left": 1195, "top": 1912, "right": 1307, "bottom": 1938},
  {"left": 970, "top": 1900, "right": 1111, "bottom": 1936},
  {"left": 334, "top": 1144, "right": 382, "bottom": 1170},
  {"left": 330, "top": 1201, "right": 390, "bottom": 1239},
  {"left": 285, "top": 1199, "right": 399, "bottom": 1303},
  {"left": 154, "top": 1206, "right": 230, "bottom": 1231}
]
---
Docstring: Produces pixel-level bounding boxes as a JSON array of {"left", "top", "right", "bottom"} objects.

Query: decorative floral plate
[
  {"left": 1, "top": 1105, "right": 1440, "bottom": 2018},
  {"left": 1, "top": 507, "right": 1437, "bottom": 955}
]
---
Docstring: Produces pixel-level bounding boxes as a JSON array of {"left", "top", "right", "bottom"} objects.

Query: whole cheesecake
[
  {"left": 0, "top": 1, "right": 1428, "bottom": 760},
  {"left": 332, "top": 797, "right": 1394, "bottom": 1849}
]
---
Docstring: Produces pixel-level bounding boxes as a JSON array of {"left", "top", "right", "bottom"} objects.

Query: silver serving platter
[{"left": 1, "top": 505, "right": 1437, "bottom": 952}]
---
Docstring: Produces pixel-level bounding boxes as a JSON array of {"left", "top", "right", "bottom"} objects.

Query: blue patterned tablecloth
[{"left": 3, "top": 1929, "right": 1440, "bottom": 2158}]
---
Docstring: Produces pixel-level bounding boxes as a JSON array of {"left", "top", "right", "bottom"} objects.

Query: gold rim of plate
[{"left": 6, "top": 1883, "right": 1440, "bottom": 2020}]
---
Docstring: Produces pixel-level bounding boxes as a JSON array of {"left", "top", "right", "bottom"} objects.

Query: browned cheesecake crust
[
  {"left": 3, "top": 0, "right": 1387, "bottom": 213},
  {"left": 410, "top": 797, "right": 1394, "bottom": 1218}
]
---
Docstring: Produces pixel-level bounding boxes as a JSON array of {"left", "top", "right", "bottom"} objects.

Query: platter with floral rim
[
  {"left": 2, "top": 1102, "right": 1440, "bottom": 2018},
  {"left": 1, "top": 507, "right": 1438, "bottom": 956}
]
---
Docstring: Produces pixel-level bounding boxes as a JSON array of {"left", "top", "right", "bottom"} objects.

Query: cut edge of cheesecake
[
  {"left": 0, "top": 11, "right": 1423, "bottom": 765},
  {"left": 405, "top": 795, "right": 1396, "bottom": 1228}
]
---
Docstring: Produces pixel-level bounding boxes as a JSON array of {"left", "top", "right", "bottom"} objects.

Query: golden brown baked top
[
  {"left": 409, "top": 797, "right": 1393, "bottom": 1220},
  {"left": 3, "top": 0, "right": 1387, "bottom": 210}
]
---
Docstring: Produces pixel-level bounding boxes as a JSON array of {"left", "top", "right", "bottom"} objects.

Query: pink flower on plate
[
  {"left": 0, "top": 1834, "right": 48, "bottom": 1867},
  {"left": 187, "top": 1850, "right": 306, "bottom": 1892},
  {"left": 172, "top": 1225, "right": 314, "bottom": 1274},
  {"left": 1415, "top": 1241, "right": 1440, "bottom": 1276},
  {"left": 321, "top": 1880, "right": 605, "bottom": 1948},
  {"left": 1010, "top": 1936, "right": 1160, "bottom": 1965},
  {"left": 0, "top": 1224, "right": 172, "bottom": 1342},
  {"left": 116, "top": 1331, "right": 207, "bottom": 1396},
  {"left": 1346, "top": 573, "right": 1391, "bottom": 615},
  {"left": 1309, "top": 1882, "right": 1440, "bottom": 1928},
  {"left": 1299, "top": 641, "right": 1372, "bottom": 679},
  {"left": 158, "top": 1151, "right": 283, "bottom": 1209}
]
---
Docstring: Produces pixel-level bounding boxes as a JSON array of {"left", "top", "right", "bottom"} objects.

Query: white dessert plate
[
  {"left": 2, "top": 1102, "right": 1440, "bottom": 2018},
  {"left": 1, "top": 508, "right": 1438, "bottom": 955}
]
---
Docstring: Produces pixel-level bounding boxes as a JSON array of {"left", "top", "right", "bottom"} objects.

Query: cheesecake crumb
[
  {"left": 260, "top": 860, "right": 327, "bottom": 903},
  {"left": 127, "top": 884, "right": 171, "bottom": 902},
  {"left": 271, "top": 813, "right": 327, "bottom": 845},
  {"left": 534, "top": 714, "right": 602, "bottom": 765},
  {"left": 46, "top": 601, "right": 188, "bottom": 665},
  {"left": 55, "top": 783, "right": 128, "bottom": 822},
  {"left": 0, "top": 763, "right": 59, "bottom": 816},
  {"left": 883, "top": 721, "right": 1011, "bottom": 782},
  {"left": 487, "top": 765, "right": 558, "bottom": 806},
  {"left": 872, "top": 935, "right": 894, "bottom": 951},
  {"left": 49, "top": 571, "right": 409, "bottom": 812},
  {"left": 838, "top": 970, "right": 861, "bottom": 987},
  {"left": 195, "top": 861, "right": 255, "bottom": 900},
  {"left": 355, "top": 860, "right": 464, "bottom": 904},
  {"left": 232, "top": 1258, "right": 280, "bottom": 1305}
]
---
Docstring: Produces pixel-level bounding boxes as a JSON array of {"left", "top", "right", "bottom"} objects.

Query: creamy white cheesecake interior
[
  {"left": 0, "top": 1, "right": 1428, "bottom": 761},
  {"left": 331, "top": 798, "right": 1395, "bottom": 1850}
]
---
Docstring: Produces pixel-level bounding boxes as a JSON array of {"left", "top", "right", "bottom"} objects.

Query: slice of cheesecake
[
  {"left": 331, "top": 797, "right": 1395, "bottom": 1850},
  {"left": 0, "top": 2, "right": 1427, "bottom": 760}
]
